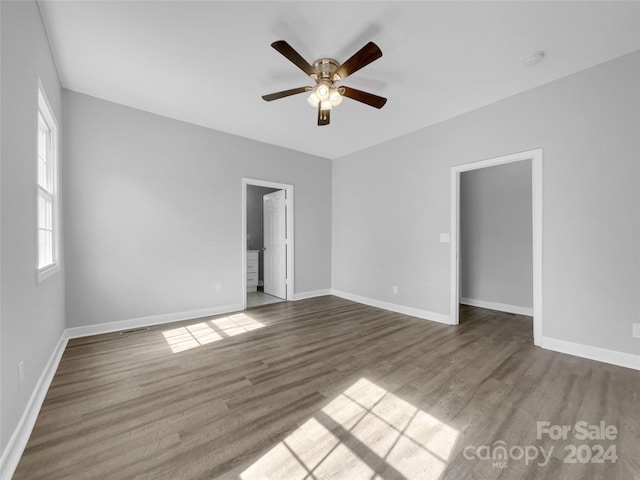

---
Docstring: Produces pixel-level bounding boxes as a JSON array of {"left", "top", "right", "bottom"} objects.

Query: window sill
[{"left": 37, "top": 263, "right": 59, "bottom": 283}]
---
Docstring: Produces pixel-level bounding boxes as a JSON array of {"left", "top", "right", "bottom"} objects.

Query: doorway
[
  {"left": 450, "top": 149, "right": 543, "bottom": 345},
  {"left": 242, "top": 179, "right": 294, "bottom": 309}
]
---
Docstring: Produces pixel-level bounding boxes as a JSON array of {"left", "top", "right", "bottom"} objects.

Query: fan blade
[
  {"left": 341, "top": 86, "right": 387, "bottom": 109},
  {"left": 335, "top": 42, "right": 382, "bottom": 80},
  {"left": 318, "top": 105, "right": 330, "bottom": 126},
  {"left": 271, "top": 40, "right": 315, "bottom": 76},
  {"left": 262, "top": 87, "right": 309, "bottom": 102}
]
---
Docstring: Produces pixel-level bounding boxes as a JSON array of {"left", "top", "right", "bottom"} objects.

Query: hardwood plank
[{"left": 13, "top": 296, "right": 640, "bottom": 479}]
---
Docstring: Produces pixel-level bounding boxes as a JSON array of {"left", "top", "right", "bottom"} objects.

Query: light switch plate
[
  {"left": 440, "top": 233, "right": 450, "bottom": 243},
  {"left": 633, "top": 323, "right": 640, "bottom": 339}
]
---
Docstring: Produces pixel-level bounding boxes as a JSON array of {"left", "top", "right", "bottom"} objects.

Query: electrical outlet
[
  {"left": 215, "top": 283, "right": 222, "bottom": 293},
  {"left": 392, "top": 285, "right": 398, "bottom": 295},
  {"left": 632, "top": 323, "right": 640, "bottom": 339},
  {"left": 18, "top": 361, "right": 24, "bottom": 388}
]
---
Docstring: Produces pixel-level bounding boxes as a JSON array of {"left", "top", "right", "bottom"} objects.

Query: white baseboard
[
  {"left": 293, "top": 289, "right": 332, "bottom": 301},
  {"left": 331, "top": 289, "right": 452, "bottom": 325},
  {"left": 542, "top": 337, "right": 640, "bottom": 371},
  {"left": 0, "top": 331, "right": 69, "bottom": 480},
  {"left": 460, "top": 297, "right": 533, "bottom": 316},
  {"left": 66, "top": 303, "right": 244, "bottom": 339}
]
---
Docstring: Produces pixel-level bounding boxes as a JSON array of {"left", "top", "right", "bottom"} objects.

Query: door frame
[
  {"left": 241, "top": 178, "right": 295, "bottom": 309},
  {"left": 450, "top": 148, "right": 543, "bottom": 345}
]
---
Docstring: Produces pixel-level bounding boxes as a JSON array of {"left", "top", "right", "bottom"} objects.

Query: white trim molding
[
  {"left": 65, "top": 303, "right": 244, "bottom": 339},
  {"left": 542, "top": 337, "right": 640, "bottom": 371},
  {"left": 451, "top": 148, "right": 543, "bottom": 345},
  {"left": 293, "top": 289, "right": 332, "bottom": 301},
  {"left": 331, "top": 289, "right": 452, "bottom": 325},
  {"left": 0, "top": 332, "right": 69, "bottom": 480},
  {"left": 460, "top": 297, "right": 534, "bottom": 316}
]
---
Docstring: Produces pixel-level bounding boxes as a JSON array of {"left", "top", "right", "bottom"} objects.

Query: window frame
[{"left": 36, "top": 81, "right": 60, "bottom": 282}]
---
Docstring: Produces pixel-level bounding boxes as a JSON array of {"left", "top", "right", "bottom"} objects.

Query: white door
[{"left": 263, "top": 190, "right": 287, "bottom": 299}]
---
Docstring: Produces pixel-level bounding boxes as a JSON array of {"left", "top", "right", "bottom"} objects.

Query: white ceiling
[{"left": 39, "top": 1, "right": 640, "bottom": 159}]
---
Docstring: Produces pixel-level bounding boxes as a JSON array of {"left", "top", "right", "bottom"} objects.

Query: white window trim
[{"left": 36, "top": 80, "right": 60, "bottom": 282}]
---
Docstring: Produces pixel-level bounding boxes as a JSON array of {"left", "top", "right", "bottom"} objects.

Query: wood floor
[{"left": 14, "top": 296, "right": 640, "bottom": 479}]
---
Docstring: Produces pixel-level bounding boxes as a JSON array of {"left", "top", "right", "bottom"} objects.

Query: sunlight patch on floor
[
  {"left": 240, "top": 378, "right": 459, "bottom": 479},
  {"left": 162, "top": 313, "right": 265, "bottom": 353}
]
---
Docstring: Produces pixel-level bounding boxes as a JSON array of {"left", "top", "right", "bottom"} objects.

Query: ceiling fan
[{"left": 262, "top": 40, "right": 387, "bottom": 126}]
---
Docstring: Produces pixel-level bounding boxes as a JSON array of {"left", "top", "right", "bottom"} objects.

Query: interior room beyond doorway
[{"left": 246, "top": 184, "right": 285, "bottom": 308}]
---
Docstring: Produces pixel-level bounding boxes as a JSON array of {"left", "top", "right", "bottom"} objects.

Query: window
[{"left": 37, "top": 85, "right": 59, "bottom": 281}]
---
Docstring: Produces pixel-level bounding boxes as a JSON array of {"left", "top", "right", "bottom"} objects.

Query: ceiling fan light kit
[{"left": 262, "top": 40, "right": 387, "bottom": 126}]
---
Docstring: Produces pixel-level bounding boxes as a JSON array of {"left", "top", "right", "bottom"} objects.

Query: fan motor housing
[{"left": 312, "top": 58, "right": 341, "bottom": 81}]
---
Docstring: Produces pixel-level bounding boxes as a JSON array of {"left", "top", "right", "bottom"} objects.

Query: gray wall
[
  {"left": 63, "top": 91, "right": 332, "bottom": 328},
  {"left": 247, "top": 185, "right": 278, "bottom": 283},
  {"left": 333, "top": 51, "right": 640, "bottom": 355},
  {"left": 460, "top": 161, "right": 533, "bottom": 309},
  {"left": 0, "top": 1, "right": 65, "bottom": 453}
]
